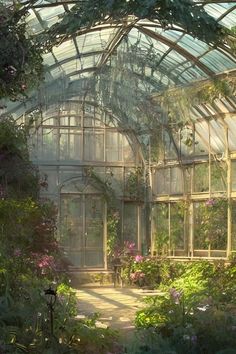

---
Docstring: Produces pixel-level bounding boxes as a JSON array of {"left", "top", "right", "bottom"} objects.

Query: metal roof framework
[{"left": 6, "top": 1, "right": 236, "bottom": 156}]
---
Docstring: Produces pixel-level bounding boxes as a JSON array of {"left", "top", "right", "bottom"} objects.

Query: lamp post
[{"left": 44, "top": 287, "right": 57, "bottom": 336}]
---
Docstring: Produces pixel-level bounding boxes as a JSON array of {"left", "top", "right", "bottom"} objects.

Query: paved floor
[{"left": 76, "top": 286, "right": 161, "bottom": 339}]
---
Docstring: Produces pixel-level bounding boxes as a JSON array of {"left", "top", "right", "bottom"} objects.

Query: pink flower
[
  {"left": 124, "top": 241, "right": 135, "bottom": 250},
  {"left": 205, "top": 198, "right": 215, "bottom": 207},
  {"left": 130, "top": 271, "right": 145, "bottom": 282},
  {"left": 13, "top": 248, "right": 21, "bottom": 257},
  {"left": 37, "top": 255, "right": 55, "bottom": 271},
  {"left": 135, "top": 255, "right": 144, "bottom": 262}
]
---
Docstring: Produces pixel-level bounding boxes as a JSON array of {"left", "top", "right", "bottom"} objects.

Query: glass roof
[
  {"left": 3, "top": 1, "right": 236, "bottom": 155},
  {"left": 20, "top": 1, "right": 236, "bottom": 89}
]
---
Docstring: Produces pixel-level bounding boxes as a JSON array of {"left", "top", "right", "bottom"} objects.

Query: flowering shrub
[
  {"left": 135, "top": 255, "right": 144, "bottom": 262},
  {"left": 130, "top": 271, "right": 145, "bottom": 286},
  {"left": 134, "top": 261, "right": 236, "bottom": 353},
  {"left": 122, "top": 257, "right": 184, "bottom": 288},
  {"left": 0, "top": 115, "right": 119, "bottom": 354}
]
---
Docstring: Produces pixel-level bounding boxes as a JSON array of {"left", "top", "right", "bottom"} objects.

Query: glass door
[
  {"left": 60, "top": 194, "right": 105, "bottom": 268},
  {"left": 84, "top": 195, "right": 104, "bottom": 267}
]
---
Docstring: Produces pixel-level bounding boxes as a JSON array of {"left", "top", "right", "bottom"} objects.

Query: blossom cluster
[
  {"left": 130, "top": 270, "right": 145, "bottom": 282},
  {"left": 113, "top": 241, "right": 136, "bottom": 258},
  {"left": 37, "top": 254, "right": 55, "bottom": 270},
  {"left": 135, "top": 255, "right": 144, "bottom": 262}
]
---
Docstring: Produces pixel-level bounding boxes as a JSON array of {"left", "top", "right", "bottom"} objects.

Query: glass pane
[
  {"left": 170, "top": 203, "right": 185, "bottom": 250},
  {"left": 85, "top": 250, "right": 103, "bottom": 267},
  {"left": 123, "top": 204, "right": 138, "bottom": 247},
  {"left": 153, "top": 169, "right": 170, "bottom": 196},
  {"left": 211, "top": 162, "right": 226, "bottom": 192},
  {"left": 170, "top": 167, "right": 183, "bottom": 194},
  {"left": 69, "top": 130, "right": 82, "bottom": 160},
  {"left": 180, "top": 127, "right": 194, "bottom": 156},
  {"left": 164, "top": 131, "right": 177, "bottom": 159},
  {"left": 106, "top": 131, "right": 123, "bottom": 162},
  {"left": 85, "top": 196, "right": 104, "bottom": 248},
  {"left": 70, "top": 116, "right": 82, "bottom": 126},
  {"left": 152, "top": 203, "right": 169, "bottom": 256},
  {"left": 124, "top": 168, "right": 144, "bottom": 199},
  {"left": 194, "top": 200, "right": 227, "bottom": 250},
  {"left": 123, "top": 135, "right": 135, "bottom": 162},
  {"left": 59, "top": 171, "right": 83, "bottom": 190},
  {"left": 66, "top": 251, "right": 83, "bottom": 268},
  {"left": 232, "top": 161, "right": 236, "bottom": 191},
  {"left": 105, "top": 167, "right": 123, "bottom": 196},
  {"left": 59, "top": 129, "right": 69, "bottom": 160},
  {"left": 232, "top": 200, "right": 236, "bottom": 250},
  {"left": 84, "top": 130, "right": 104, "bottom": 161},
  {"left": 42, "top": 128, "right": 58, "bottom": 160},
  {"left": 194, "top": 164, "right": 209, "bottom": 193},
  {"left": 60, "top": 196, "right": 83, "bottom": 268},
  {"left": 150, "top": 129, "right": 164, "bottom": 162},
  {"left": 39, "top": 168, "right": 58, "bottom": 194}
]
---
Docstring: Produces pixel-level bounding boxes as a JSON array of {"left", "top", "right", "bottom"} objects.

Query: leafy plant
[
  {"left": 0, "top": 2, "right": 43, "bottom": 100},
  {"left": 134, "top": 261, "right": 236, "bottom": 354},
  {"left": 47, "top": 0, "right": 226, "bottom": 47}
]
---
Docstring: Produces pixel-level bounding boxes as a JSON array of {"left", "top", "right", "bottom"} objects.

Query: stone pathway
[{"left": 76, "top": 286, "right": 161, "bottom": 340}]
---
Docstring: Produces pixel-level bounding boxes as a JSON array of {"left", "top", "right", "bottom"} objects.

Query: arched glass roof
[
  {"left": 4, "top": 1, "right": 236, "bottom": 157},
  {"left": 23, "top": 1, "right": 236, "bottom": 88}
]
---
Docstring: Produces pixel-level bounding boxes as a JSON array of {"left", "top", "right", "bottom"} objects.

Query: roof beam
[
  {"left": 136, "top": 25, "right": 215, "bottom": 77},
  {"left": 96, "top": 22, "right": 137, "bottom": 69}
]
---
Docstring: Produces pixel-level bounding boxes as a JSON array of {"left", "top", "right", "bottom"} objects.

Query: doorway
[{"left": 60, "top": 193, "right": 105, "bottom": 268}]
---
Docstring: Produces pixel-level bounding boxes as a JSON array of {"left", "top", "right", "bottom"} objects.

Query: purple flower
[
  {"left": 205, "top": 198, "right": 215, "bottom": 207},
  {"left": 135, "top": 255, "right": 144, "bottom": 263},
  {"left": 169, "top": 288, "right": 183, "bottom": 304},
  {"left": 191, "top": 335, "right": 197, "bottom": 344}
]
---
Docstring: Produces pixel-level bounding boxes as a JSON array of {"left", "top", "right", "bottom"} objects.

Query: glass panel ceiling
[
  {"left": 204, "top": 3, "right": 236, "bottom": 29},
  {"left": 3, "top": 0, "right": 236, "bottom": 135},
  {"left": 22, "top": 1, "right": 236, "bottom": 89}
]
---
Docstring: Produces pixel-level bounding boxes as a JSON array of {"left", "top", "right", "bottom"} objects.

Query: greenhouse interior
[{"left": 1, "top": 1, "right": 236, "bottom": 353}]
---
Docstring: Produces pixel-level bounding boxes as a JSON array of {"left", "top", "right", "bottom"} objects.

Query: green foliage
[
  {"left": 0, "top": 116, "right": 39, "bottom": 199},
  {"left": 47, "top": 0, "right": 225, "bottom": 46},
  {"left": 129, "top": 257, "right": 161, "bottom": 288},
  {"left": 125, "top": 328, "right": 175, "bottom": 354},
  {"left": 125, "top": 167, "right": 145, "bottom": 200},
  {"left": 194, "top": 199, "right": 228, "bottom": 250},
  {"left": 122, "top": 257, "right": 184, "bottom": 288},
  {"left": 0, "top": 2, "right": 43, "bottom": 100},
  {"left": 134, "top": 261, "right": 236, "bottom": 354},
  {"left": 0, "top": 118, "right": 119, "bottom": 354},
  {"left": 107, "top": 210, "right": 120, "bottom": 259}
]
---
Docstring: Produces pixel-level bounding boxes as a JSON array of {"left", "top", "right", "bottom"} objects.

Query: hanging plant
[{"left": 0, "top": 2, "right": 43, "bottom": 101}]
